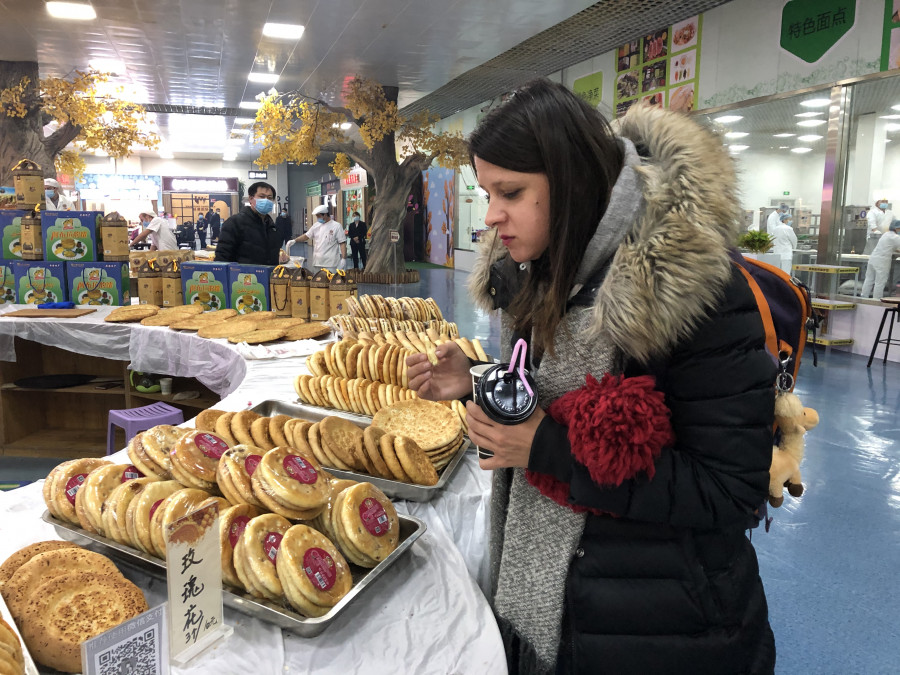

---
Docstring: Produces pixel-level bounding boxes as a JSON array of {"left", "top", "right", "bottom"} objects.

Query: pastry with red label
[
  {"left": 46, "top": 458, "right": 110, "bottom": 525},
  {"left": 309, "top": 479, "right": 358, "bottom": 540},
  {"left": 75, "top": 464, "right": 145, "bottom": 535},
  {"left": 251, "top": 447, "right": 331, "bottom": 519},
  {"left": 233, "top": 513, "right": 292, "bottom": 600},
  {"left": 126, "top": 432, "right": 171, "bottom": 480},
  {"left": 277, "top": 524, "right": 352, "bottom": 617},
  {"left": 102, "top": 477, "right": 156, "bottom": 544},
  {"left": 219, "top": 503, "right": 262, "bottom": 589},
  {"left": 141, "top": 424, "right": 188, "bottom": 471},
  {"left": 330, "top": 482, "right": 399, "bottom": 568},
  {"left": 149, "top": 488, "right": 212, "bottom": 558},
  {"left": 124, "top": 479, "right": 183, "bottom": 554},
  {"left": 170, "top": 429, "right": 229, "bottom": 491},
  {"left": 217, "top": 445, "right": 265, "bottom": 508}
]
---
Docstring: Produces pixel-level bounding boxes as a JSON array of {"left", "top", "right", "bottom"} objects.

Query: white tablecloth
[{"left": 0, "top": 305, "right": 502, "bottom": 673}]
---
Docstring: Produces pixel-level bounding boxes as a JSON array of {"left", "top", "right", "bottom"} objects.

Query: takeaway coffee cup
[{"left": 470, "top": 364, "right": 495, "bottom": 459}]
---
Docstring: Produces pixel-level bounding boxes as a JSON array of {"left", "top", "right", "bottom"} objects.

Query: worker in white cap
[
  {"left": 293, "top": 204, "right": 347, "bottom": 271},
  {"left": 130, "top": 211, "right": 178, "bottom": 251},
  {"left": 44, "top": 178, "right": 76, "bottom": 211}
]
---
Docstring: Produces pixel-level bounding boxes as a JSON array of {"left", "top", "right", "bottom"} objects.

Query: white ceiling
[{"left": 0, "top": 0, "right": 599, "bottom": 159}]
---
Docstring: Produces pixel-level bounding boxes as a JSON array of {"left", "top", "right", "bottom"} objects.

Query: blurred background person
[
  {"left": 347, "top": 210, "right": 368, "bottom": 269},
  {"left": 44, "top": 178, "right": 76, "bottom": 210},
  {"left": 865, "top": 198, "right": 893, "bottom": 254},
  {"left": 862, "top": 219, "right": 900, "bottom": 300},
  {"left": 275, "top": 205, "right": 293, "bottom": 248},
  {"left": 771, "top": 212, "right": 798, "bottom": 274}
]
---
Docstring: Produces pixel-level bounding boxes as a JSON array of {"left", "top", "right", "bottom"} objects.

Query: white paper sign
[
  {"left": 165, "top": 502, "right": 226, "bottom": 664},
  {"left": 81, "top": 603, "right": 169, "bottom": 675}
]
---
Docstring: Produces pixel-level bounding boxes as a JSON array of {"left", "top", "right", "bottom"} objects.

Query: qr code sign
[{"left": 95, "top": 626, "right": 159, "bottom": 675}]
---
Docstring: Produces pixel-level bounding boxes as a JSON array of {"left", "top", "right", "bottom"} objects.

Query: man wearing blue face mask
[
  {"left": 293, "top": 204, "right": 347, "bottom": 271},
  {"left": 215, "top": 181, "right": 283, "bottom": 265},
  {"left": 43, "top": 178, "right": 76, "bottom": 211}
]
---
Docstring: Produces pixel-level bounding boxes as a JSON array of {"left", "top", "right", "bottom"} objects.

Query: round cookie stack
[
  {"left": 73, "top": 463, "right": 143, "bottom": 535},
  {"left": 232, "top": 513, "right": 292, "bottom": 601},
  {"left": 319, "top": 483, "right": 399, "bottom": 568},
  {"left": 169, "top": 430, "right": 229, "bottom": 491},
  {"left": 372, "top": 399, "right": 464, "bottom": 470},
  {"left": 217, "top": 445, "right": 265, "bottom": 508},
  {"left": 219, "top": 503, "right": 262, "bottom": 588},
  {"left": 43, "top": 458, "right": 111, "bottom": 525},
  {"left": 250, "top": 447, "right": 333, "bottom": 520},
  {"left": 125, "top": 479, "right": 183, "bottom": 553},
  {"left": 276, "top": 524, "right": 352, "bottom": 617}
]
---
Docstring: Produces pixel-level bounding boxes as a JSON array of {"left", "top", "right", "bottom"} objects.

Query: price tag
[
  {"left": 82, "top": 604, "right": 169, "bottom": 675},
  {"left": 165, "top": 502, "right": 230, "bottom": 665},
  {"left": 390, "top": 230, "right": 400, "bottom": 243}
]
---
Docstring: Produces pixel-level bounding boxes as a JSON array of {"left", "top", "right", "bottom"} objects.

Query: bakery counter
[{"left": 0, "top": 305, "right": 503, "bottom": 673}]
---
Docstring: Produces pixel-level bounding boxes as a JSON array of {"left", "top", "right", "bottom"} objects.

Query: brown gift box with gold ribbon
[
  {"left": 162, "top": 260, "right": 184, "bottom": 306},
  {"left": 328, "top": 269, "right": 357, "bottom": 317},
  {"left": 289, "top": 267, "right": 312, "bottom": 320},
  {"left": 270, "top": 265, "right": 293, "bottom": 317},
  {"left": 137, "top": 258, "right": 163, "bottom": 305},
  {"left": 20, "top": 209, "right": 43, "bottom": 260},
  {"left": 309, "top": 269, "right": 331, "bottom": 321}
]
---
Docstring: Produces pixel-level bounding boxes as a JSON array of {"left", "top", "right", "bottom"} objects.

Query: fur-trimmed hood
[{"left": 469, "top": 105, "right": 742, "bottom": 364}]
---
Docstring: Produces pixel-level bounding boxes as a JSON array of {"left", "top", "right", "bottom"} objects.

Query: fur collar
[{"left": 468, "top": 105, "right": 742, "bottom": 364}]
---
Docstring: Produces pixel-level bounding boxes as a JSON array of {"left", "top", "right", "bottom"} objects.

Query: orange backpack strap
[{"left": 734, "top": 263, "right": 779, "bottom": 362}]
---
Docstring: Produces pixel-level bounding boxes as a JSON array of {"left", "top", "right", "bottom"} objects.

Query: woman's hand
[
  {"left": 406, "top": 342, "right": 472, "bottom": 401},
  {"left": 467, "top": 401, "right": 545, "bottom": 470}
]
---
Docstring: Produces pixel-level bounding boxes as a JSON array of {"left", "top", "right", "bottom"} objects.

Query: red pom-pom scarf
[{"left": 545, "top": 373, "right": 674, "bottom": 487}]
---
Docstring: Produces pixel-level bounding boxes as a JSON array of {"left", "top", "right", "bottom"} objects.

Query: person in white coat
[
  {"left": 771, "top": 212, "right": 798, "bottom": 274},
  {"left": 762, "top": 203, "right": 788, "bottom": 233},
  {"left": 865, "top": 199, "right": 893, "bottom": 255},
  {"left": 293, "top": 204, "right": 347, "bottom": 271},
  {"left": 862, "top": 219, "right": 900, "bottom": 299},
  {"left": 43, "top": 178, "right": 76, "bottom": 210}
]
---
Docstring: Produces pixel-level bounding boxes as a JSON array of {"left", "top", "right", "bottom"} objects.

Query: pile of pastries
[
  {"left": 39, "top": 419, "right": 401, "bottom": 619},
  {"left": 0, "top": 541, "right": 147, "bottom": 673}
]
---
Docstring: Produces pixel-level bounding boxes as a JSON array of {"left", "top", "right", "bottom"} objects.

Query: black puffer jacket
[{"left": 215, "top": 206, "right": 281, "bottom": 265}]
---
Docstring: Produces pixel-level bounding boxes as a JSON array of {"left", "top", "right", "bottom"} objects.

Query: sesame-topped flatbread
[
  {"left": 104, "top": 305, "right": 159, "bottom": 322},
  {"left": 170, "top": 309, "right": 238, "bottom": 330},
  {"left": 371, "top": 398, "right": 461, "bottom": 451},
  {"left": 227, "top": 327, "right": 288, "bottom": 344},
  {"left": 284, "top": 322, "right": 332, "bottom": 341}
]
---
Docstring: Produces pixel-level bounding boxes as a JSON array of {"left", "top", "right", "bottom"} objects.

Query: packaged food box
[
  {"left": 181, "top": 261, "right": 229, "bottom": 311},
  {"left": 0, "top": 261, "right": 17, "bottom": 305},
  {"left": 13, "top": 261, "right": 67, "bottom": 304},
  {"left": 0, "top": 210, "right": 27, "bottom": 261},
  {"left": 137, "top": 258, "right": 163, "bottom": 306},
  {"left": 228, "top": 263, "right": 271, "bottom": 314},
  {"left": 67, "top": 261, "right": 130, "bottom": 306},
  {"left": 42, "top": 211, "right": 102, "bottom": 262},
  {"left": 309, "top": 269, "right": 330, "bottom": 321}
]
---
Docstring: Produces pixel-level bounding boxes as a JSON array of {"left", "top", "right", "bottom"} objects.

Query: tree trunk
[{"left": 0, "top": 62, "right": 54, "bottom": 184}]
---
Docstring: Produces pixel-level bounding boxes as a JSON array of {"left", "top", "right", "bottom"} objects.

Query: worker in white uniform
[
  {"left": 761, "top": 203, "right": 788, "bottom": 234},
  {"left": 862, "top": 219, "right": 900, "bottom": 300},
  {"left": 771, "top": 212, "right": 798, "bottom": 274},
  {"left": 865, "top": 199, "right": 893, "bottom": 255},
  {"left": 130, "top": 211, "right": 178, "bottom": 251},
  {"left": 293, "top": 204, "right": 347, "bottom": 271},
  {"left": 43, "top": 178, "right": 76, "bottom": 211}
]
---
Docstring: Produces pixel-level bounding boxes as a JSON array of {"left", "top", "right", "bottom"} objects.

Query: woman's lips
[{"left": 499, "top": 235, "right": 514, "bottom": 246}]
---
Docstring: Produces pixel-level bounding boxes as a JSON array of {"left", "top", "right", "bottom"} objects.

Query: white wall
[{"left": 731, "top": 148, "right": 826, "bottom": 218}]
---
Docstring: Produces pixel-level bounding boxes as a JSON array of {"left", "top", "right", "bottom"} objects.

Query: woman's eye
[{"left": 501, "top": 189, "right": 521, "bottom": 200}]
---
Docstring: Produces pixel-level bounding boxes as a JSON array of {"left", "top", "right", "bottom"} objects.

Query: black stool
[{"left": 867, "top": 298, "right": 900, "bottom": 366}]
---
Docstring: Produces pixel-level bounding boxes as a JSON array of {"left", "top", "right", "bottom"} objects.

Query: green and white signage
[
  {"left": 781, "top": 0, "right": 856, "bottom": 63},
  {"left": 573, "top": 71, "right": 603, "bottom": 107}
]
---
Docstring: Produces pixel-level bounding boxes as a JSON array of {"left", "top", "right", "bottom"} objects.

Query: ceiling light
[
  {"left": 795, "top": 111, "right": 823, "bottom": 118},
  {"left": 892, "top": 104, "right": 900, "bottom": 111},
  {"left": 797, "top": 119, "right": 826, "bottom": 127},
  {"left": 791, "top": 147, "right": 813, "bottom": 153},
  {"left": 778, "top": 146, "right": 790, "bottom": 149},
  {"left": 340, "top": 122, "right": 352, "bottom": 130},
  {"left": 714, "top": 115, "right": 743, "bottom": 123},
  {"left": 89, "top": 59, "right": 126, "bottom": 74},
  {"left": 728, "top": 144, "right": 749, "bottom": 152},
  {"left": 773, "top": 133, "right": 796, "bottom": 138},
  {"left": 724, "top": 131, "right": 748, "bottom": 139},
  {"left": 263, "top": 22, "right": 305, "bottom": 40},
  {"left": 800, "top": 98, "right": 832, "bottom": 108},
  {"left": 47, "top": 2, "right": 96, "bottom": 20},
  {"left": 797, "top": 134, "right": 823, "bottom": 142},
  {"left": 880, "top": 114, "right": 900, "bottom": 120},
  {"left": 248, "top": 72, "right": 279, "bottom": 84},
  {"left": 239, "top": 101, "right": 261, "bottom": 110},
  {"left": 234, "top": 117, "right": 255, "bottom": 125},
  {"left": 886, "top": 123, "right": 900, "bottom": 132}
]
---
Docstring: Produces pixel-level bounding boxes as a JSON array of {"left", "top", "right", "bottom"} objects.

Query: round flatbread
[
  {"left": 217, "top": 445, "right": 265, "bottom": 508},
  {"left": 195, "top": 408, "right": 226, "bottom": 432},
  {"left": 332, "top": 482, "right": 399, "bottom": 567},
  {"left": 105, "top": 305, "right": 159, "bottom": 322},
  {"left": 394, "top": 435, "right": 439, "bottom": 486},
  {"left": 219, "top": 504, "right": 262, "bottom": 589},
  {"left": 233, "top": 513, "right": 291, "bottom": 600},
  {"left": 371, "top": 398, "right": 461, "bottom": 452},
  {"left": 0, "top": 541, "right": 80, "bottom": 593},
  {"left": 228, "top": 327, "right": 287, "bottom": 344},
  {"left": 102, "top": 477, "right": 156, "bottom": 544},
  {"left": 48, "top": 458, "right": 110, "bottom": 525},
  {"left": 277, "top": 524, "right": 352, "bottom": 611},
  {"left": 230, "top": 410, "right": 260, "bottom": 446},
  {"left": 75, "top": 463, "right": 144, "bottom": 535},
  {"left": 125, "top": 479, "right": 183, "bottom": 553},
  {"left": 319, "top": 417, "right": 364, "bottom": 470},
  {"left": 284, "top": 322, "right": 331, "bottom": 341},
  {"left": 256, "top": 447, "right": 332, "bottom": 511}
]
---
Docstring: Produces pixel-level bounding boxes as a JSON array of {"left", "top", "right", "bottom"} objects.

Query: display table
[{"left": 0, "top": 305, "right": 502, "bottom": 673}]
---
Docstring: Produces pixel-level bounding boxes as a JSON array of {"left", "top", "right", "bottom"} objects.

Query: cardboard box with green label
[
  {"left": 13, "top": 261, "right": 67, "bottom": 304},
  {"left": 0, "top": 210, "right": 27, "bottom": 261},
  {"left": 0, "top": 262, "right": 17, "bottom": 305},
  {"left": 67, "top": 261, "right": 130, "bottom": 306},
  {"left": 181, "top": 261, "right": 229, "bottom": 312},
  {"left": 42, "top": 211, "right": 102, "bottom": 262},
  {"left": 228, "top": 264, "right": 271, "bottom": 314}
]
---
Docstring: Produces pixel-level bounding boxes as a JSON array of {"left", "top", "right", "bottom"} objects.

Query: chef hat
[
  {"left": 312, "top": 205, "right": 330, "bottom": 215},
  {"left": 44, "top": 178, "right": 61, "bottom": 189},
  {"left": 139, "top": 211, "right": 157, "bottom": 219},
  {"left": 891, "top": 219, "right": 900, "bottom": 231}
]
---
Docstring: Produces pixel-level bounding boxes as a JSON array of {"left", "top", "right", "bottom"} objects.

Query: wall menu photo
[{"left": 613, "top": 15, "right": 703, "bottom": 117}]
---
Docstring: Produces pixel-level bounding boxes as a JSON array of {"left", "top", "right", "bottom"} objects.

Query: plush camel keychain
[{"left": 768, "top": 391, "right": 819, "bottom": 507}]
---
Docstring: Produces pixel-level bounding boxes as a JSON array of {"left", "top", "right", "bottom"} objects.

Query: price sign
[
  {"left": 165, "top": 502, "right": 229, "bottom": 664},
  {"left": 82, "top": 604, "right": 169, "bottom": 675},
  {"left": 390, "top": 230, "right": 400, "bottom": 243}
]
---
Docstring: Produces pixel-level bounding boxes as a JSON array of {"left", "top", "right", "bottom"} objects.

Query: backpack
[{"left": 729, "top": 249, "right": 821, "bottom": 393}]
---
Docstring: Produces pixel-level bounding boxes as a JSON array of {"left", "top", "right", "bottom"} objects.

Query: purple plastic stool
[{"left": 107, "top": 401, "right": 184, "bottom": 455}]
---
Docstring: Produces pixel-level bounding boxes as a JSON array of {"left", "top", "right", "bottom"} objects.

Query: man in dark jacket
[
  {"left": 208, "top": 209, "right": 221, "bottom": 242},
  {"left": 275, "top": 207, "right": 293, "bottom": 248},
  {"left": 196, "top": 214, "right": 208, "bottom": 249},
  {"left": 347, "top": 211, "right": 368, "bottom": 268},
  {"left": 214, "top": 182, "right": 281, "bottom": 265}
]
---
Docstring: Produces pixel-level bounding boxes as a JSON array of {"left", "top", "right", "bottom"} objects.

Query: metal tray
[
  {"left": 250, "top": 399, "right": 470, "bottom": 502},
  {"left": 42, "top": 510, "right": 425, "bottom": 638}
]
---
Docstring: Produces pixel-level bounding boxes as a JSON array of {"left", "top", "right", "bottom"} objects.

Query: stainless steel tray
[
  {"left": 42, "top": 510, "right": 425, "bottom": 638},
  {"left": 250, "top": 399, "right": 470, "bottom": 502}
]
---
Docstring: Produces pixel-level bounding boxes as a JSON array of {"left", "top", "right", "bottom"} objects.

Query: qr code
[{"left": 96, "top": 626, "right": 159, "bottom": 675}]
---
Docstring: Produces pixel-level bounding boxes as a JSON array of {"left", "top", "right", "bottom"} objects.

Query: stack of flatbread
[{"left": 371, "top": 399, "right": 465, "bottom": 471}]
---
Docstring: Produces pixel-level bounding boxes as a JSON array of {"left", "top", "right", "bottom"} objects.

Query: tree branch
[
  {"left": 320, "top": 140, "right": 374, "bottom": 174},
  {"left": 42, "top": 121, "right": 81, "bottom": 157}
]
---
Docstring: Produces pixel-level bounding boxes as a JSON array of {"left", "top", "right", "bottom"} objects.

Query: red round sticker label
[
  {"left": 149, "top": 499, "right": 164, "bottom": 521},
  {"left": 196, "top": 433, "right": 228, "bottom": 459},
  {"left": 122, "top": 465, "right": 143, "bottom": 482},
  {"left": 303, "top": 547, "right": 336, "bottom": 591},
  {"left": 64, "top": 474, "right": 88, "bottom": 505},
  {"left": 283, "top": 455, "right": 318, "bottom": 484},
  {"left": 264, "top": 532, "right": 283, "bottom": 564},
  {"left": 359, "top": 497, "right": 389, "bottom": 537},
  {"left": 228, "top": 516, "right": 250, "bottom": 549},
  {"left": 244, "top": 454, "right": 262, "bottom": 476}
]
